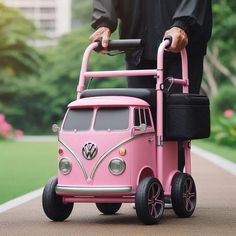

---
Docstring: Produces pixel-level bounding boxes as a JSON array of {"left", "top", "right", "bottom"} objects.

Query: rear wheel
[
  {"left": 42, "top": 177, "right": 73, "bottom": 221},
  {"left": 135, "top": 177, "right": 164, "bottom": 225},
  {"left": 96, "top": 203, "right": 122, "bottom": 215},
  {"left": 171, "top": 173, "right": 197, "bottom": 217}
]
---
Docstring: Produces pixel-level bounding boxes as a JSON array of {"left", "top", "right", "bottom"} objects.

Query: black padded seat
[{"left": 81, "top": 88, "right": 156, "bottom": 109}]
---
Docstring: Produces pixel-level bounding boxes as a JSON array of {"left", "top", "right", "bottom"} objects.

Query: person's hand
[
  {"left": 163, "top": 27, "right": 188, "bottom": 53},
  {"left": 89, "top": 27, "right": 111, "bottom": 49}
]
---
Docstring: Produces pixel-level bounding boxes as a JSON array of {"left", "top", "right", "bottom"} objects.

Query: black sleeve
[
  {"left": 171, "top": 0, "right": 212, "bottom": 38},
  {"left": 91, "top": 0, "right": 118, "bottom": 33}
]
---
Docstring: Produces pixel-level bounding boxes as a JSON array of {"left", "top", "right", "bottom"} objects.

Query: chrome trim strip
[
  {"left": 90, "top": 131, "right": 155, "bottom": 179},
  {"left": 58, "top": 138, "right": 88, "bottom": 180},
  {"left": 56, "top": 185, "right": 132, "bottom": 194}
]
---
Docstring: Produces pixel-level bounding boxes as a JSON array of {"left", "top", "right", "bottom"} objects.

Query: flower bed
[{"left": 0, "top": 113, "right": 23, "bottom": 140}]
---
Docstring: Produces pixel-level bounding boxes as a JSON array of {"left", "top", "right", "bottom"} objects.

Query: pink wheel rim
[
  {"left": 183, "top": 178, "right": 196, "bottom": 212},
  {"left": 148, "top": 182, "right": 164, "bottom": 219}
]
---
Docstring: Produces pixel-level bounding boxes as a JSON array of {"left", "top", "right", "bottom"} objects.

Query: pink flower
[
  {"left": 0, "top": 121, "right": 12, "bottom": 133},
  {"left": 0, "top": 113, "right": 5, "bottom": 123},
  {"left": 0, "top": 114, "right": 24, "bottom": 139},
  {"left": 224, "top": 109, "right": 234, "bottom": 118},
  {"left": 15, "top": 129, "right": 24, "bottom": 137}
]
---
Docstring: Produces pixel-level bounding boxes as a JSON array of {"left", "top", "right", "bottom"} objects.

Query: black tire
[
  {"left": 135, "top": 177, "right": 164, "bottom": 225},
  {"left": 171, "top": 173, "right": 197, "bottom": 218},
  {"left": 96, "top": 203, "right": 122, "bottom": 215},
  {"left": 42, "top": 177, "right": 74, "bottom": 221}
]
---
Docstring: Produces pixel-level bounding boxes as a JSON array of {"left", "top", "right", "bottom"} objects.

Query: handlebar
[
  {"left": 95, "top": 39, "right": 142, "bottom": 52},
  {"left": 77, "top": 37, "right": 188, "bottom": 96},
  {"left": 163, "top": 36, "right": 173, "bottom": 49}
]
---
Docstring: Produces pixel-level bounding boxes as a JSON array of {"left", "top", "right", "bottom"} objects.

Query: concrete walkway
[{"left": 15, "top": 135, "right": 57, "bottom": 142}]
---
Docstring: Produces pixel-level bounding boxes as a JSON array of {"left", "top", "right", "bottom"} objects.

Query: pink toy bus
[{"left": 42, "top": 38, "right": 210, "bottom": 225}]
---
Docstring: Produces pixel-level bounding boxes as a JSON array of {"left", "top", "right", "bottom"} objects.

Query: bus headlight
[
  {"left": 59, "top": 158, "right": 72, "bottom": 175},
  {"left": 109, "top": 158, "right": 126, "bottom": 175}
]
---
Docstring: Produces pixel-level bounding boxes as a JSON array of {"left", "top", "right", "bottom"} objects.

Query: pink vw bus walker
[{"left": 42, "top": 38, "right": 210, "bottom": 225}]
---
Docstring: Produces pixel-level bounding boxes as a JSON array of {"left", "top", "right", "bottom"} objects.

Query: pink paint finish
[
  {"left": 54, "top": 39, "right": 193, "bottom": 204},
  {"left": 57, "top": 105, "right": 156, "bottom": 199},
  {"left": 68, "top": 96, "right": 150, "bottom": 108}
]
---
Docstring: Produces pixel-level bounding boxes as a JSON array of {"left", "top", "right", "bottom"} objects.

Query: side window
[
  {"left": 140, "top": 109, "right": 145, "bottom": 124},
  {"left": 134, "top": 108, "right": 153, "bottom": 128},
  {"left": 134, "top": 109, "right": 140, "bottom": 126},
  {"left": 145, "top": 109, "right": 152, "bottom": 127}
]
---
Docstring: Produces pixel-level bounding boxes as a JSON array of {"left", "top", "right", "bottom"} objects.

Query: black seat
[{"left": 81, "top": 88, "right": 156, "bottom": 110}]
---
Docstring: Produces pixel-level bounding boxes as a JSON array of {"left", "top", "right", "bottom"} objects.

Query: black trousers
[{"left": 127, "top": 52, "right": 204, "bottom": 171}]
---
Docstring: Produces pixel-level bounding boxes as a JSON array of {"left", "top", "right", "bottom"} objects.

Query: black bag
[{"left": 164, "top": 93, "right": 210, "bottom": 140}]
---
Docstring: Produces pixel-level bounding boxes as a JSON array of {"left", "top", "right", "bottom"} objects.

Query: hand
[
  {"left": 89, "top": 27, "right": 111, "bottom": 48},
  {"left": 164, "top": 27, "right": 188, "bottom": 53}
]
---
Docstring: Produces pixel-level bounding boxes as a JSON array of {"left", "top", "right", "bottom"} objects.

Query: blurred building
[{"left": 1, "top": 0, "right": 72, "bottom": 47}]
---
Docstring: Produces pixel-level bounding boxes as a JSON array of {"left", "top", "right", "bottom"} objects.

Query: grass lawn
[
  {"left": 193, "top": 140, "right": 236, "bottom": 164},
  {"left": 0, "top": 141, "right": 57, "bottom": 204}
]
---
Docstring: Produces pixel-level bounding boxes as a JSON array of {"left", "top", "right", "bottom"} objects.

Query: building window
[
  {"left": 40, "top": 7, "right": 56, "bottom": 14},
  {"left": 40, "top": 19, "right": 56, "bottom": 31}
]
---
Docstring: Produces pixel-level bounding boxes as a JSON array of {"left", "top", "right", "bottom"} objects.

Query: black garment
[{"left": 92, "top": 0, "right": 212, "bottom": 65}]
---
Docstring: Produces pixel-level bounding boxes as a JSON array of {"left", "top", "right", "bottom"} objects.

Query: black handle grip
[
  {"left": 94, "top": 39, "right": 142, "bottom": 52},
  {"left": 108, "top": 39, "right": 142, "bottom": 51},
  {"left": 163, "top": 36, "right": 173, "bottom": 49}
]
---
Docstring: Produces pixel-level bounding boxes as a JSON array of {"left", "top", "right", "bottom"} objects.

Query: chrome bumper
[{"left": 56, "top": 185, "right": 132, "bottom": 195}]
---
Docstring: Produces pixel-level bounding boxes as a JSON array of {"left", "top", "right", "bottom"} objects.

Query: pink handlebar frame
[{"left": 76, "top": 40, "right": 189, "bottom": 98}]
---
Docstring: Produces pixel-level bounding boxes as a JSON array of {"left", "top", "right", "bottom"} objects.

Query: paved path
[
  {"left": 15, "top": 135, "right": 57, "bottom": 142},
  {"left": 1, "top": 153, "right": 236, "bottom": 236}
]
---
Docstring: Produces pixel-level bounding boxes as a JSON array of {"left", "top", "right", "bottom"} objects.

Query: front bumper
[{"left": 56, "top": 185, "right": 132, "bottom": 195}]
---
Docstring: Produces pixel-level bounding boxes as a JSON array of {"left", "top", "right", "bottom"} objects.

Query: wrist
[
  {"left": 171, "top": 19, "right": 189, "bottom": 36},
  {"left": 96, "top": 24, "right": 111, "bottom": 31},
  {"left": 171, "top": 17, "right": 196, "bottom": 37}
]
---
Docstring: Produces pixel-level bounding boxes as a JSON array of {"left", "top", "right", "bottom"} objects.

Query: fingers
[
  {"left": 164, "top": 27, "right": 188, "bottom": 53},
  {"left": 89, "top": 27, "right": 111, "bottom": 48}
]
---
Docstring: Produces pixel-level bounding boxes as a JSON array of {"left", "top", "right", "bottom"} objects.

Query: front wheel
[
  {"left": 171, "top": 173, "right": 197, "bottom": 218},
  {"left": 96, "top": 203, "right": 122, "bottom": 215},
  {"left": 42, "top": 177, "right": 74, "bottom": 221},
  {"left": 135, "top": 177, "right": 164, "bottom": 225}
]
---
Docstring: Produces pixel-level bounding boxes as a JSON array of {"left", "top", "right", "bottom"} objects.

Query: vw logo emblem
[{"left": 82, "top": 142, "right": 98, "bottom": 160}]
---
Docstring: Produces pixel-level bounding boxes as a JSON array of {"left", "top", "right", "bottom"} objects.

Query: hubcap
[{"left": 148, "top": 182, "right": 164, "bottom": 219}]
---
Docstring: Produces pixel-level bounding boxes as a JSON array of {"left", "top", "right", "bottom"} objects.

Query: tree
[
  {"left": 0, "top": 3, "right": 44, "bottom": 132},
  {"left": 203, "top": 0, "right": 236, "bottom": 96},
  {"left": 0, "top": 3, "right": 42, "bottom": 76},
  {"left": 72, "top": 0, "right": 92, "bottom": 26},
  {"left": 1, "top": 23, "right": 125, "bottom": 134}
]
